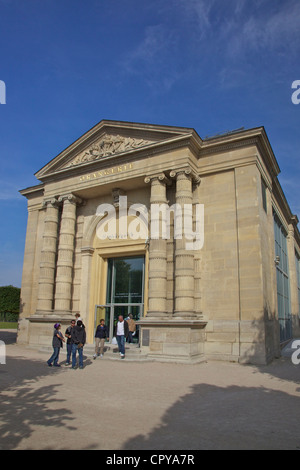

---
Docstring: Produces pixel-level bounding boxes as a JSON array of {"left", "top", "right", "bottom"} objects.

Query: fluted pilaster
[
  {"left": 144, "top": 173, "right": 169, "bottom": 318},
  {"left": 36, "top": 198, "right": 60, "bottom": 313},
  {"left": 54, "top": 194, "right": 82, "bottom": 313},
  {"left": 170, "top": 168, "right": 196, "bottom": 317}
]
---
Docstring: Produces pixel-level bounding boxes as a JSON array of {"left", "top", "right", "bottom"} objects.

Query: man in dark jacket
[
  {"left": 93, "top": 319, "right": 109, "bottom": 359},
  {"left": 65, "top": 319, "right": 76, "bottom": 365},
  {"left": 71, "top": 320, "right": 86, "bottom": 369}
]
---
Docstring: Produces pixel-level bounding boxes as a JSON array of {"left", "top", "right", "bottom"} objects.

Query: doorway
[{"left": 94, "top": 255, "right": 145, "bottom": 343}]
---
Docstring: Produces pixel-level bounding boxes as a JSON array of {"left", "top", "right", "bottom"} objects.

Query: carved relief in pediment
[{"left": 66, "top": 134, "right": 155, "bottom": 168}]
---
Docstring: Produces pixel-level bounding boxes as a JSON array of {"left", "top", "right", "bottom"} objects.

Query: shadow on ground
[
  {"left": 0, "top": 330, "right": 18, "bottom": 345},
  {"left": 0, "top": 353, "right": 77, "bottom": 449},
  {"left": 0, "top": 331, "right": 93, "bottom": 450},
  {"left": 123, "top": 379, "right": 300, "bottom": 450}
]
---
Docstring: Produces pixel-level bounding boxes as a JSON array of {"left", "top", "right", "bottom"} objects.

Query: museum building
[{"left": 18, "top": 120, "right": 300, "bottom": 364}]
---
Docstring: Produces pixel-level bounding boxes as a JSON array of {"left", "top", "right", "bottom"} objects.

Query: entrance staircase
[
  {"left": 41, "top": 342, "right": 151, "bottom": 362},
  {"left": 84, "top": 342, "right": 150, "bottom": 361}
]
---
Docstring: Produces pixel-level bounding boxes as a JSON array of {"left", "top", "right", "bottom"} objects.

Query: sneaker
[
  {"left": 100, "top": 354, "right": 103, "bottom": 357},
  {"left": 47, "top": 362, "right": 52, "bottom": 367},
  {"left": 93, "top": 354, "right": 97, "bottom": 360}
]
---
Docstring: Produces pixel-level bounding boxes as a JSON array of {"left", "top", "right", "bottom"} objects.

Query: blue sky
[{"left": 0, "top": 0, "right": 299, "bottom": 287}]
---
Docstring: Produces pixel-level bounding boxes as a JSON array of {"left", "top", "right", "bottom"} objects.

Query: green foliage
[{"left": 0, "top": 286, "right": 20, "bottom": 318}]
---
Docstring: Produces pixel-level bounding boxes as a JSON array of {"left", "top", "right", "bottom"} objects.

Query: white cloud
[
  {"left": 227, "top": 1, "right": 300, "bottom": 58},
  {"left": 120, "top": 24, "right": 183, "bottom": 93},
  {"left": 119, "top": 0, "right": 300, "bottom": 92},
  {"left": 176, "top": 0, "right": 300, "bottom": 57}
]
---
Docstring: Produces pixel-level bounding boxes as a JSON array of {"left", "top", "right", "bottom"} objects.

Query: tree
[{"left": 0, "top": 285, "right": 20, "bottom": 321}]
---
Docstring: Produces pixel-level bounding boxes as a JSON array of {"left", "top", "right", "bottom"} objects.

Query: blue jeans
[
  {"left": 127, "top": 331, "right": 133, "bottom": 343},
  {"left": 116, "top": 335, "right": 125, "bottom": 355},
  {"left": 72, "top": 343, "right": 84, "bottom": 368},
  {"left": 47, "top": 347, "right": 60, "bottom": 366},
  {"left": 66, "top": 343, "right": 72, "bottom": 363}
]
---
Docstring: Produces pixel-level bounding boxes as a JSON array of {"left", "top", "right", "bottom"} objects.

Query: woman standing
[{"left": 47, "top": 323, "right": 65, "bottom": 367}]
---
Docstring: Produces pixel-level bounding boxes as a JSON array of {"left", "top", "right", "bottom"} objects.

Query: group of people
[
  {"left": 47, "top": 313, "right": 137, "bottom": 368},
  {"left": 47, "top": 313, "right": 86, "bottom": 369}
]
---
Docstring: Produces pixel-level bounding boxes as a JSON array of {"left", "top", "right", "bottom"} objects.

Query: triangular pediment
[{"left": 35, "top": 120, "right": 196, "bottom": 180}]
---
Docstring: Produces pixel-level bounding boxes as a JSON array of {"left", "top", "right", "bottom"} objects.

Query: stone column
[
  {"left": 36, "top": 198, "right": 60, "bottom": 314},
  {"left": 170, "top": 168, "right": 195, "bottom": 318},
  {"left": 139, "top": 169, "right": 206, "bottom": 363},
  {"left": 79, "top": 246, "right": 95, "bottom": 338},
  {"left": 144, "top": 173, "right": 169, "bottom": 318},
  {"left": 193, "top": 182, "right": 202, "bottom": 316},
  {"left": 54, "top": 194, "right": 82, "bottom": 314}
]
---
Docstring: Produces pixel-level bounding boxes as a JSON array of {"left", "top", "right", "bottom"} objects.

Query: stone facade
[{"left": 18, "top": 120, "right": 300, "bottom": 364}]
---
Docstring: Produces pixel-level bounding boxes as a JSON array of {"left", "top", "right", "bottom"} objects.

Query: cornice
[
  {"left": 34, "top": 120, "right": 196, "bottom": 180},
  {"left": 200, "top": 127, "right": 280, "bottom": 177},
  {"left": 19, "top": 183, "right": 44, "bottom": 200},
  {"left": 34, "top": 133, "right": 198, "bottom": 184}
]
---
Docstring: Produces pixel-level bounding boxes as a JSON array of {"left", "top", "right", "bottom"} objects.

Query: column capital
[
  {"left": 144, "top": 172, "right": 171, "bottom": 185},
  {"left": 170, "top": 167, "right": 201, "bottom": 185},
  {"left": 42, "top": 197, "right": 60, "bottom": 209},
  {"left": 290, "top": 214, "right": 299, "bottom": 228},
  {"left": 58, "top": 194, "right": 83, "bottom": 205}
]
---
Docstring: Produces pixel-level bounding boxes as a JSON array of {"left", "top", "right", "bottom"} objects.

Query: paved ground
[{"left": 0, "top": 330, "right": 300, "bottom": 450}]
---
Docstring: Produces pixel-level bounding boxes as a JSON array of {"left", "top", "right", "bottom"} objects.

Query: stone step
[{"left": 40, "top": 342, "right": 151, "bottom": 362}]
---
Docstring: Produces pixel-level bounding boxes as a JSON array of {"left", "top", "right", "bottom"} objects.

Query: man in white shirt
[{"left": 114, "top": 315, "right": 129, "bottom": 359}]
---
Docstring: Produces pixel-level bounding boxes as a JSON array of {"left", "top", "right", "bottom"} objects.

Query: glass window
[
  {"left": 273, "top": 212, "right": 291, "bottom": 341},
  {"left": 106, "top": 256, "right": 144, "bottom": 304}
]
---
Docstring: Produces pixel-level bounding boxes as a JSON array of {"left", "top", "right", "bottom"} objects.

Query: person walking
[
  {"left": 75, "top": 312, "right": 84, "bottom": 325},
  {"left": 47, "top": 323, "right": 65, "bottom": 367},
  {"left": 127, "top": 314, "right": 136, "bottom": 343},
  {"left": 93, "top": 318, "right": 109, "bottom": 359},
  {"left": 71, "top": 320, "right": 86, "bottom": 369},
  {"left": 65, "top": 319, "right": 76, "bottom": 365},
  {"left": 114, "top": 315, "right": 129, "bottom": 359}
]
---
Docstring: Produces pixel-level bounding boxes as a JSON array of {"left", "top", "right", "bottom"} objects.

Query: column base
[
  {"left": 30, "top": 310, "right": 75, "bottom": 323},
  {"left": 138, "top": 318, "right": 207, "bottom": 364},
  {"left": 19, "top": 312, "right": 75, "bottom": 349}
]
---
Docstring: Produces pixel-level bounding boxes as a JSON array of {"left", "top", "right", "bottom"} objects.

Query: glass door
[{"left": 95, "top": 256, "right": 145, "bottom": 344}]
